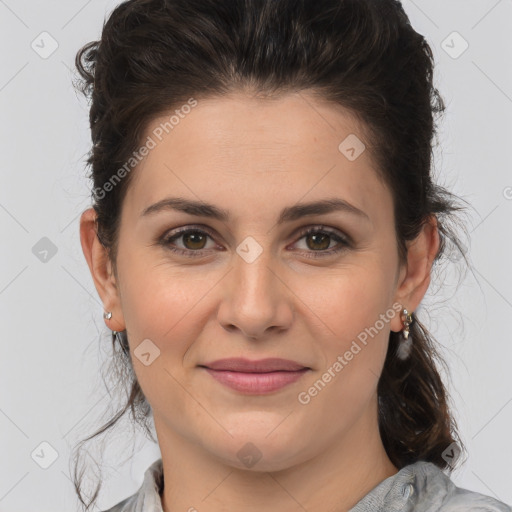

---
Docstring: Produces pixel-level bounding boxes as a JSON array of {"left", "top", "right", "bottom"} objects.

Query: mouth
[
  {"left": 200, "top": 357, "right": 309, "bottom": 372},
  {"left": 198, "top": 358, "right": 311, "bottom": 394}
]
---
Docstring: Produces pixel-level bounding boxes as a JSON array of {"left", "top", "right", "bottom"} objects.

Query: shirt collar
[{"left": 125, "top": 458, "right": 444, "bottom": 512}]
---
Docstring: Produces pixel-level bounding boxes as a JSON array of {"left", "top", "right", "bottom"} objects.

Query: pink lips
[{"left": 200, "top": 357, "right": 310, "bottom": 394}]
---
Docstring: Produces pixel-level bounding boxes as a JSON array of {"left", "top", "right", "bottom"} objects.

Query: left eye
[
  {"left": 159, "top": 226, "right": 350, "bottom": 258},
  {"left": 291, "top": 226, "right": 350, "bottom": 258},
  {"left": 294, "top": 227, "right": 348, "bottom": 251}
]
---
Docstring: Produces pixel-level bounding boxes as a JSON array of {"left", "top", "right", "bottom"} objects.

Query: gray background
[{"left": 1, "top": 0, "right": 511, "bottom": 510}]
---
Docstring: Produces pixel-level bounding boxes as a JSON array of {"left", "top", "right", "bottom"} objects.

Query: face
[{"left": 102, "top": 92, "right": 410, "bottom": 471}]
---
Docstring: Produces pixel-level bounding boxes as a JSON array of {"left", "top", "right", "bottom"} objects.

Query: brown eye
[
  {"left": 160, "top": 227, "right": 216, "bottom": 257},
  {"left": 305, "top": 232, "right": 331, "bottom": 251},
  {"left": 159, "top": 225, "right": 350, "bottom": 259},
  {"left": 181, "top": 231, "right": 208, "bottom": 250},
  {"left": 292, "top": 226, "right": 350, "bottom": 259}
]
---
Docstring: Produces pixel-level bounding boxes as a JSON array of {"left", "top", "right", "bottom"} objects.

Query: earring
[
  {"left": 104, "top": 311, "right": 118, "bottom": 335},
  {"left": 396, "top": 308, "right": 413, "bottom": 360},
  {"left": 401, "top": 308, "right": 413, "bottom": 339}
]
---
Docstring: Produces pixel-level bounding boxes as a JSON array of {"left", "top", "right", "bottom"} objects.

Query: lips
[
  {"left": 199, "top": 358, "right": 311, "bottom": 394},
  {"left": 200, "top": 357, "right": 309, "bottom": 372}
]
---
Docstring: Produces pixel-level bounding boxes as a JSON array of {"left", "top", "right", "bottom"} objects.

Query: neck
[{"left": 157, "top": 397, "right": 398, "bottom": 512}]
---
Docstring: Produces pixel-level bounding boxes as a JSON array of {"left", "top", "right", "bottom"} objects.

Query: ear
[
  {"left": 79, "top": 207, "right": 126, "bottom": 332},
  {"left": 390, "top": 215, "right": 440, "bottom": 333}
]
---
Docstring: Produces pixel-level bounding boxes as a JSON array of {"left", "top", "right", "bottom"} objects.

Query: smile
[
  {"left": 198, "top": 357, "right": 311, "bottom": 394},
  {"left": 201, "top": 367, "right": 311, "bottom": 394}
]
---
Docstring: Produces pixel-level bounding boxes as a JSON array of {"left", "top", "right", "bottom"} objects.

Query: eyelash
[{"left": 158, "top": 225, "right": 351, "bottom": 259}]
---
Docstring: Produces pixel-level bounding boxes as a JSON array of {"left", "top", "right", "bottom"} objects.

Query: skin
[{"left": 80, "top": 91, "right": 439, "bottom": 512}]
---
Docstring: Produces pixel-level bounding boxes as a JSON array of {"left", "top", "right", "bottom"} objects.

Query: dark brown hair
[{"left": 72, "top": 0, "right": 470, "bottom": 509}]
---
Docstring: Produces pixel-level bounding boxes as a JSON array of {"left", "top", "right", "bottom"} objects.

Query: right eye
[{"left": 160, "top": 227, "right": 219, "bottom": 257}]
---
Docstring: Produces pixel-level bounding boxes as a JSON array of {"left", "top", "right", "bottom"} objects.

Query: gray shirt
[{"left": 103, "top": 458, "right": 511, "bottom": 511}]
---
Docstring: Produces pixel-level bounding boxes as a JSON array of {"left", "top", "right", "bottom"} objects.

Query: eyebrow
[{"left": 140, "top": 196, "right": 370, "bottom": 224}]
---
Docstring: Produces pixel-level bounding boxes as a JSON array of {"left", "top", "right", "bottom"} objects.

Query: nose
[{"left": 216, "top": 247, "right": 294, "bottom": 340}]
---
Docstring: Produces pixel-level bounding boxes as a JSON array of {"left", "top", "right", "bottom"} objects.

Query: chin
[
  {"left": 215, "top": 444, "right": 304, "bottom": 473},
  {"left": 205, "top": 418, "right": 310, "bottom": 472}
]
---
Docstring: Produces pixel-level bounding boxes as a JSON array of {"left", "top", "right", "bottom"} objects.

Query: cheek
[
  {"left": 116, "top": 258, "right": 214, "bottom": 423},
  {"left": 299, "top": 295, "right": 393, "bottom": 436},
  {"left": 116, "top": 246, "right": 213, "bottom": 355},
  {"left": 303, "top": 260, "right": 395, "bottom": 345},
  {"left": 300, "top": 260, "right": 396, "bottom": 398}
]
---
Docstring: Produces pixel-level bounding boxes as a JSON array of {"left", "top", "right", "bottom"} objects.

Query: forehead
[
  {"left": 123, "top": 91, "right": 392, "bottom": 225},
  {"left": 143, "top": 91, "right": 369, "bottom": 159}
]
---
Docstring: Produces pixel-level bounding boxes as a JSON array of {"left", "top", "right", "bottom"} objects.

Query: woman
[{"left": 73, "top": 0, "right": 511, "bottom": 510}]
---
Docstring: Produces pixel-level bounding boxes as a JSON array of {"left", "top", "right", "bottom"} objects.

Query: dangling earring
[{"left": 396, "top": 308, "right": 413, "bottom": 360}]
